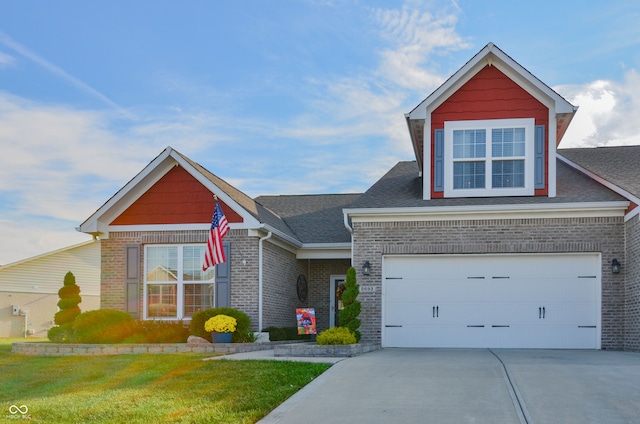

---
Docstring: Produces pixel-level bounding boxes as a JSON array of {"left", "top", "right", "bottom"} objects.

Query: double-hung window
[
  {"left": 144, "top": 245, "right": 214, "bottom": 320},
  {"left": 444, "top": 118, "right": 535, "bottom": 197}
]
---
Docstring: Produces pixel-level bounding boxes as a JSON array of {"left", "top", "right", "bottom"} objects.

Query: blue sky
[{"left": 1, "top": 0, "right": 639, "bottom": 264}]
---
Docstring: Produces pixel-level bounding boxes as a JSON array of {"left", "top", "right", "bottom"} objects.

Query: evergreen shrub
[
  {"left": 73, "top": 309, "right": 137, "bottom": 343},
  {"left": 47, "top": 324, "right": 74, "bottom": 343},
  {"left": 54, "top": 271, "right": 82, "bottom": 326},
  {"left": 263, "top": 326, "right": 312, "bottom": 341},
  {"left": 339, "top": 266, "right": 362, "bottom": 341},
  {"left": 126, "top": 320, "right": 190, "bottom": 343},
  {"left": 316, "top": 327, "right": 357, "bottom": 345}
]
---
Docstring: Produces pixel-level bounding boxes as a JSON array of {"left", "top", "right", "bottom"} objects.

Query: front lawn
[{"left": 1, "top": 339, "right": 331, "bottom": 423}]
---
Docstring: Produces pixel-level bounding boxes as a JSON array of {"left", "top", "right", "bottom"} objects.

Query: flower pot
[{"left": 212, "top": 332, "right": 233, "bottom": 344}]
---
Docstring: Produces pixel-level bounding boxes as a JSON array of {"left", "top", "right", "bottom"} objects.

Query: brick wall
[
  {"left": 261, "top": 242, "right": 306, "bottom": 329},
  {"left": 101, "top": 230, "right": 351, "bottom": 334},
  {"left": 100, "top": 229, "right": 260, "bottom": 326},
  {"left": 625, "top": 214, "right": 640, "bottom": 351},
  {"left": 308, "top": 259, "right": 351, "bottom": 332},
  {"left": 352, "top": 216, "right": 625, "bottom": 349}
]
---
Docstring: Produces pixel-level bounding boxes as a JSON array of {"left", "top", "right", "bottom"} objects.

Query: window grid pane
[
  {"left": 147, "top": 284, "right": 177, "bottom": 318},
  {"left": 146, "top": 246, "right": 178, "bottom": 282},
  {"left": 183, "top": 283, "right": 215, "bottom": 317},
  {"left": 182, "top": 246, "right": 214, "bottom": 281},
  {"left": 492, "top": 128, "right": 525, "bottom": 158},
  {"left": 492, "top": 160, "right": 525, "bottom": 188},
  {"left": 453, "top": 130, "right": 486, "bottom": 159},
  {"left": 453, "top": 161, "right": 485, "bottom": 189}
]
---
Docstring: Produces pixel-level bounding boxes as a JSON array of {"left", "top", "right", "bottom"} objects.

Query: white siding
[
  {"left": 0, "top": 241, "right": 101, "bottom": 337},
  {"left": 0, "top": 241, "right": 100, "bottom": 296}
]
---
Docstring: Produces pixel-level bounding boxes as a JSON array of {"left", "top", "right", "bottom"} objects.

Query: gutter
[
  {"left": 343, "top": 211, "right": 354, "bottom": 264},
  {"left": 343, "top": 212, "right": 353, "bottom": 233}
]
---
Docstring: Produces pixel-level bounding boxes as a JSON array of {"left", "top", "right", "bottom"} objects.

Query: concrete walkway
[{"left": 253, "top": 348, "right": 640, "bottom": 424}]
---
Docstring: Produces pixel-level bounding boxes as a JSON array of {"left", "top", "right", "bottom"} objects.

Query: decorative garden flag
[
  {"left": 202, "top": 199, "right": 229, "bottom": 271},
  {"left": 296, "top": 308, "right": 317, "bottom": 335}
]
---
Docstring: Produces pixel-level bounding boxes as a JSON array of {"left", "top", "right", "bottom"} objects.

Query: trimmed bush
[
  {"left": 73, "top": 309, "right": 137, "bottom": 343},
  {"left": 190, "top": 308, "right": 251, "bottom": 343},
  {"left": 316, "top": 327, "right": 357, "bottom": 345},
  {"left": 47, "top": 324, "right": 74, "bottom": 343},
  {"left": 126, "top": 320, "right": 190, "bottom": 343},
  {"left": 339, "top": 267, "right": 361, "bottom": 341},
  {"left": 54, "top": 271, "right": 82, "bottom": 326},
  {"left": 263, "top": 326, "right": 312, "bottom": 341}
]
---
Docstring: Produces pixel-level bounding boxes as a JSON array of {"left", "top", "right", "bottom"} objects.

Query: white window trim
[
  {"left": 143, "top": 244, "right": 214, "bottom": 320},
  {"left": 444, "top": 118, "right": 535, "bottom": 197}
]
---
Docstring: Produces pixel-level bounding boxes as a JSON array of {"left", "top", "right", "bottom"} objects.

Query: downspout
[
  {"left": 258, "top": 230, "right": 272, "bottom": 332},
  {"left": 343, "top": 212, "right": 354, "bottom": 264}
]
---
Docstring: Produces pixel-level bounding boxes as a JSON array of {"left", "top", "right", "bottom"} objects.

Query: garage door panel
[{"left": 382, "top": 254, "right": 601, "bottom": 349}]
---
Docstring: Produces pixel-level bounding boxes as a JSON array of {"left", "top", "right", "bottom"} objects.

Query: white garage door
[{"left": 383, "top": 254, "right": 601, "bottom": 349}]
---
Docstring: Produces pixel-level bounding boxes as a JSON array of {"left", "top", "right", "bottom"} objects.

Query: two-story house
[{"left": 79, "top": 43, "right": 640, "bottom": 350}]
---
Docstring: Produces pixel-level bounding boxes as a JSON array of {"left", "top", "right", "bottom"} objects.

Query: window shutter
[
  {"left": 215, "top": 242, "right": 231, "bottom": 308},
  {"left": 434, "top": 129, "right": 444, "bottom": 192},
  {"left": 534, "top": 125, "right": 545, "bottom": 189},
  {"left": 125, "top": 244, "right": 140, "bottom": 317}
]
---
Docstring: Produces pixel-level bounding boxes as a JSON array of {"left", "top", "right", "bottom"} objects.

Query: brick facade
[
  {"left": 308, "top": 259, "right": 351, "bottom": 332},
  {"left": 100, "top": 229, "right": 349, "bottom": 333},
  {"left": 261, "top": 242, "right": 306, "bottom": 329},
  {"left": 352, "top": 216, "right": 625, "bottom": 349},
  {"left": 101, "top": 229, "right": 261, "bottom": 327},
  {"left": 625, "top": 214, "right": 640, "bottom": 351}
]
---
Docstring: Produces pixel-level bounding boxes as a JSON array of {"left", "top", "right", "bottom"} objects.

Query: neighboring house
[
  {"left": 78, "top": 43, "right": 639, "bottom": 350},
  {"left": 0, "top": 241, "right": 100, "bottom": 337}
]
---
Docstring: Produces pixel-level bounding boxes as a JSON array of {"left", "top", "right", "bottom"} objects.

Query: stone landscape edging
[
  {"left": 11, "top": 340, "right": 296, "bottom": 356},
  {"left": 11, "top": 340, "right": 381, "bottom": 357},
  {"left": 275, "top": 342, "right": 381, "bottom": 357}
]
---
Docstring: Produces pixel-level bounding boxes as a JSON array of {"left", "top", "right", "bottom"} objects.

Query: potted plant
[{"left": 205, "top": 314, "right": 237, "bottom": 343}]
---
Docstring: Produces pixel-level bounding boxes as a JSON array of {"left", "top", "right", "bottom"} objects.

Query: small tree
[
  {"left": 54, "top": 271, "right": 82, "bottom": 326},
  {"left": 338, "top": 266, "right": 361, "bottom": 341}
]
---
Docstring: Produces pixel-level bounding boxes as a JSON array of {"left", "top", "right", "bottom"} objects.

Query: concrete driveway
[{"left": 258, "top": 348, "right": 640, "bottom": 424}]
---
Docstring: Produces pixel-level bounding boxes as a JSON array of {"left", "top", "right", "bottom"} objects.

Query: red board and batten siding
[
  {"left": 430, "top": 65, "right": 549, "bottom": 198},
  {"left": 111, "top": 165, "right": 243, "bottom": 225}
]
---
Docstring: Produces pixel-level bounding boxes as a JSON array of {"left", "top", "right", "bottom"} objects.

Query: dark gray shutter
[
  {"left": 215, "top": 242, "right": 231, "bottom": 308},
  {"left": 434, "top": 129, "right": 444, "bottom": 192},
  {"left": 534, "top": 125, "right": 545, "bottom": 189},
  {"left": 125, "top": 245, "right": 140, "bottom": 317}
]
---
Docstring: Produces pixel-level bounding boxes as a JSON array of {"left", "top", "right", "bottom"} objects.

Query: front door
[{"left": 330, "top": 275, "right": 346, "bottom": 328}]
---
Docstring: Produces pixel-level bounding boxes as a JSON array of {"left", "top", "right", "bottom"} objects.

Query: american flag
[{"left": 202, "top": 199, "right": 230, "bottom": 271}]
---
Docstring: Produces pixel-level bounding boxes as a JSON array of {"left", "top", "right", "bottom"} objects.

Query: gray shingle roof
[
  {"left": 177, "top": 147, "right": 632, "bottom": 247},
  {"left": 255, "top": 194, "right": 361, "bottom": 244},
  {"left": 558, "top": 146, "right": 640, "bottom": 199},
  {"left": 349, "top": 158, "right": 626, "bottom": 209},
  {"left": 175, "top": 150, "right": 299, "bottom": 240}
]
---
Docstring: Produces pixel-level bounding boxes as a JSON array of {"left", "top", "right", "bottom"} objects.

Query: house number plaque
[{"left": 360, "top": 285, "right": 376, "bottom": 293}]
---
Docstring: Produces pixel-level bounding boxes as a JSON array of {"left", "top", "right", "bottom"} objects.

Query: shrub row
[
  {"left": 263, "top": 326, "right": 312, "bottom": 341},
  {"left": 48, "top": 309, "right": 190, "bottom": 344}
]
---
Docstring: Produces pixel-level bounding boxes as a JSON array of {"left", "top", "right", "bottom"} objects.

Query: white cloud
[
  {"left": 559, "top": 70, "right": 640, "bottom": 148},
  {"left": 373, "top": 6, "right": 469, "bottom": 90},
  {"left": 0, "top": 50, "right": 14, "bottom": 67}
]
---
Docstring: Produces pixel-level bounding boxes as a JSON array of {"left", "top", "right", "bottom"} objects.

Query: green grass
[{"left": 1, "top": 339, "right": 331, "bottom": 423}]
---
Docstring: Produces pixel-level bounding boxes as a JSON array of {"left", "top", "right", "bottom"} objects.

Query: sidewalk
[{"left": 203, "top": 348, "right": 346, "bottom": 363}]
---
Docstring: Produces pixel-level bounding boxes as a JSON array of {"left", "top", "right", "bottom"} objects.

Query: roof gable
[
  {"left": 79, "top": 147, "right": 270, "bottom": 238},
  {"left": 406, "top": 42, "right": 577, "bottom": 172},
  {"left": 111, "top": 165, "right": 244, "bottom": 225}
]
